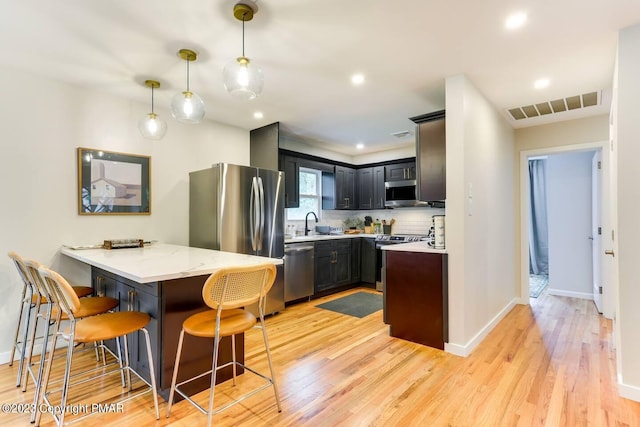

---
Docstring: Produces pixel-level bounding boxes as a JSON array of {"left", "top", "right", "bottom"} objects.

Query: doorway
[{"left": 519, "top": 141, "right": 612, "bottom": 318}]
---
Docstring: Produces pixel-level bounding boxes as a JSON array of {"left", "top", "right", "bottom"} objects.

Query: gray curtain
[{"left": 529, "top": 159, "right": 549, "bottom": 275}]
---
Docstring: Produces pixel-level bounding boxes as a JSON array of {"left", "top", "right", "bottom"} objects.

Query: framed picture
[{"left": 77, "top": 147, "right": 151, "bottom": 215}]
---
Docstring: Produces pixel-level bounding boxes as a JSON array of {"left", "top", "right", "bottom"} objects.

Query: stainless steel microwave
[{"left": 384, "top": 180, "right": 418, "bottom": 207}]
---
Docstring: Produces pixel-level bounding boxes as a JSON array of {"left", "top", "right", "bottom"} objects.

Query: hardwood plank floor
[{"left": 1, "top": 287, "right": 639, "bottom": 426}]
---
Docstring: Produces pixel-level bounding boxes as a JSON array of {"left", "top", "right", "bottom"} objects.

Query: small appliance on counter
[{"left": 432, "top": 215, "right": 445, "bottom": 249}]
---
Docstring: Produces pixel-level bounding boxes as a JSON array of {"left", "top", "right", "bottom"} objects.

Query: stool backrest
[
  {"left": 37, "top": 266, "right": 81, "bottom": 319},
  {"left": 21, "top": 258, "right": 49, "bottom": 300},
  {"left": 202, "top": 263, "right": 277, "bottom": 310},
  {"left": 8, "top": 251, "right": 33, "bottom": 289}
]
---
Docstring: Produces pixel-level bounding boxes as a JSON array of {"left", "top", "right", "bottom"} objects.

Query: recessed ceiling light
[
  {"left": 534, "top": 78, "right": 550, "bottom": 89},
  {"left": 253, "top": 111, "right": 264, "bottom": 119},
  {"left": 505, "top": 12, "right": 527, "bottom": 30},
  {"left": 356, "top": 143, "right": 364, "bottom": 149},
  {"left": 351, "top": 74, "right": 365, "bottom": 85}
]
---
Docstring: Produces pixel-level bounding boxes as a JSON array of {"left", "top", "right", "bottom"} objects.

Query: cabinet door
[
  {"left": 334, "top": 241, "right": 352, "bottom": 285},
  {"left": 350, "top": 239, "right": 361, "bottom": 283},
  {"left": 417, "top": 118, "right": 446, "bottom": 201},
  {"left": 282, "top": 156, "right": 300, "bottom": 208},
  {"left": 360, "top": 238, "right": 376, "bottom": 283},
  {"left": 385, "top": 162, "right": 412, "bottom": 181},
  {"left": 128, "top": 284, "right": 159, "bottom": 383},
  {"left": 357, "top": 167, "right": 374, "bottom": 209},
  {"left": 314, "top": 241, "right": 334, "bottom": 292},
  {"left": 335, "top": 166, "right": 356, "bottom": 209},
  {"left": 373, "top": 166, "right": 386, "bottom": 209}
]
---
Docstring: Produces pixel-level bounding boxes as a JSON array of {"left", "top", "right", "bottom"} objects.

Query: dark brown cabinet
[
  {"left": 384, "top": 251, "right": 448, "bottom": 349},
  {"left": 411, "top": 110, "right": 446, "bottom": 202},
  {"left": 385, "top": 161, "right": 416, "bottom": 182}
]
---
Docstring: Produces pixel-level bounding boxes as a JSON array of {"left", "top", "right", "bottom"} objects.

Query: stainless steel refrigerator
[{"left": 189, "top": 163, "right": 285, "bottom": 315}]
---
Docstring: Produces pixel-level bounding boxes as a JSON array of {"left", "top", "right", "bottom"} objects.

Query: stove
[{"left": 375, "top": 234, "right": 426, "bottom": 243}]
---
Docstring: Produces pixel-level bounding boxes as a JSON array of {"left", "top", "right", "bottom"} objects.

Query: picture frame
[{"left": 77, "top": 147, "right": 151, "bottom": 215}]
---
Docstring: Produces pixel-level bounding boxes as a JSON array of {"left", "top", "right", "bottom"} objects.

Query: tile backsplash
[{"left": 286, "top": 207, "right": 445, "bottom": 236}]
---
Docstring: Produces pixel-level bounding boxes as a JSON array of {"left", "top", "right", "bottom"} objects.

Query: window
[{"left": 286, "top": 167, "right": 321, "bottom": 220}]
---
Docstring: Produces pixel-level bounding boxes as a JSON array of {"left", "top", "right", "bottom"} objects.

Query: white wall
[
  {"left": 0, "top": 65, "right": 249, "bottom": 362},
  {"left": 546, "top": 152, "right": 594, "bottom": 298},
  {"left": 614, "top": 23, "right": 640, "bottom": 401},
  {"left": 445, "top": 75, "right": 516, "bottom": 356}
]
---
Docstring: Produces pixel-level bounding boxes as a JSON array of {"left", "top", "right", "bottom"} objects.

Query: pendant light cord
[
  {"left": 186, "top": 59, "right": 190, "bottom": 92},
  {"left": 151, "top": 86, "right": 155, "bottom": 114},
  {"left": 242, "top": 13, "right": 246, "bottom": 57}
]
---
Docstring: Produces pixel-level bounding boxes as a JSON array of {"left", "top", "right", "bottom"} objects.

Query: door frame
[{"left": 519, "top": 139, "right": 613, "bottom": 318}]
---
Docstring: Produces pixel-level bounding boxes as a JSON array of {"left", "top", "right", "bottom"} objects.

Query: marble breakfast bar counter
[{"left": 60, "top": 243, "right": 282, "bottom": 400}]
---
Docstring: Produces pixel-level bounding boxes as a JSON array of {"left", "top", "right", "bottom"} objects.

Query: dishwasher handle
[{"left": 285, "top": 245, "right": 314, "bottom": 254}]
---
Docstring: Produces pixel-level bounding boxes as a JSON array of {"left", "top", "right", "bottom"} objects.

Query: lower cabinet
[
  {"left": 93, "top": 269, "right": 159, "bottom": 384},
  {"left": 360, "top": 237, "right": 376, "bottom": 283},
  {"left": 314, "top": 240, "right": 355, "bottom": 293},
  {"left": 384, "top": 251, "right": 448, "bottom": 350}
]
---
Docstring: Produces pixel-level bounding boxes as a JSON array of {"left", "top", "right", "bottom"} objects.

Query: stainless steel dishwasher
[{"left": 284, "top": 242, "right": 315, "bottom": 302}]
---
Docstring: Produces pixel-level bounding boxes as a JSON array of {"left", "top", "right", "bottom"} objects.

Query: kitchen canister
[{"left": 433, "top": 215, "right": 445, "bottom": 249}]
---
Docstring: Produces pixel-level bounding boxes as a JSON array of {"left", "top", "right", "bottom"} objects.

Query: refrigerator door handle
[
  {"left": 250, "top": 177, "right": 259, "bottom": 251},
  {"left": 257, "top": 176, "right": 265, "bottom": 251}
]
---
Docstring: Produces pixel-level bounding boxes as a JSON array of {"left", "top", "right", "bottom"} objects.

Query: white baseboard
[
  {"left": 619, "top": 379, "right": 640, "bottom": 402},
  {"left": 445, "top": 298, "right": 518, "bottom": 357},
  {"left": 547, "top": 289, "right": 593, "bottom": 300}
]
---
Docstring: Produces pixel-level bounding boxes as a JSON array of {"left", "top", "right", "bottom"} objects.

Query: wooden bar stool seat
[{"left": 166, "top": 263, "right": 282, "bottom": 427}]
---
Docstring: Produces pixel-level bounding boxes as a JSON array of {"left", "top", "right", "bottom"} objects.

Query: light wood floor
[{"left": 2, "top": 287, "right": 640, "bottom": 426}]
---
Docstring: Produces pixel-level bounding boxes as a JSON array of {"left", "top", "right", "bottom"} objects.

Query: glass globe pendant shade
[
  {"left": 170, "top": 90, "right": 205, "bottom": 124},
  {"left": 223, "top": 56, "right": 264, "bottom": 101},
  {"left": 138, "top": 113, "right": 167, "bottom": 140}
]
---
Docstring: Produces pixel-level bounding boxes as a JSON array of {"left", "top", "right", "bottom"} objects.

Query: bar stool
[
  {"left": 166, "top": 263, "right": 282, "bottom": 427},
  {"left": 34, "top": 265, "right": 159, "bottom": 427},
  {"left": 21, "top": 258, "right": 119, "bottom": 423},
  {"left": 7, "top": 252, "right": 93, "bottom": 388}
]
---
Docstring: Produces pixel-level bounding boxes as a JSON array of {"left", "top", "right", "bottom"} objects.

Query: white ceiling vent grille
[
  {"left": 391, "top": 130, "right": 410, "bottom": 138},
  {"left": 507, "top": 91, "right": 601, "bottom": 121}
]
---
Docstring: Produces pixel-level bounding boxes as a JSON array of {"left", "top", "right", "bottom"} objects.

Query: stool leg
[
  {"left": 166, "top": 329, "right": 185, "bottom": 417},
  {"left": 207, "top": 327, "right": 222, "bottom": 427},
  {"left": 260, "top": 315, "right": 282, "bottom": 412},
  {"left": 11, "top": 286, "right": 30, "bottom": 385},
  {"left": 141, "top": 328, "right": 160, "bottom": 419},
  {"left": 21, "top": 298, "right": 43, "bottom": 392},
  {"left": 115, "top": 335, "right": 126, "bottom": 388},
  {"left": 30, "top": 304, "right": 54, "bottom": 423},
  {"left": 33, "top": 311, "right": 61, "bottom": 427},
  {"left": 231, "top": 334, "right": 237, "bottom": 386},
  {"left": 123, "top": 334, "right": 132, "bottom": 391}
]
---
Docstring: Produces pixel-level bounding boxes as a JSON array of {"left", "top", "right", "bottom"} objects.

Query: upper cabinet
[
  {"left": 334, "top": 165, "right": 357, "bottom": 209},
  {"left": 358, "top": 166, "right": 385, "bottom": 209},
  {"left": 280, "top": 155, "right": 300, "bottom": 208},
  {"left": 410, "top": 110, "right": 446, "bottom": 202},
  {"left": 384, "top": 161, "right": 416, "bottom": 182},
  {"left": 250, "top": 122, "right": 280, "bottom": 171}
]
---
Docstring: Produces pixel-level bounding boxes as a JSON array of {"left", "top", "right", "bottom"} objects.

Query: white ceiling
[{"left": 2, "top": 1, "right": 639, "bottom": 155}]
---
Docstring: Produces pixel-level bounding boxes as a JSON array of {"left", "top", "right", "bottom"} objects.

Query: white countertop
[
  {"left": 285, "top": 233, "right": 378, "bottom": 244},
  {"left": 381, "top": 241, "right": 447, "bottom": 254},
  {"left": 61, "top": 243, "right": 283, "bottom": 284}
]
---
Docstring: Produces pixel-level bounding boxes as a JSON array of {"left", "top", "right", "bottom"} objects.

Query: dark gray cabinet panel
[
  {"left": 373, "top": 166, "right": 386, "bottom": 209},
  {"left": 281, "top": 155, "right": 300, "bottom": 208},
  {"left": 357, "top": 167, "right": 374, "bottom": 209},
  {"left": 360, "top": 238, "right": 376, "bottom": 283},
  {"left": 335, "top": 165, "right": 356, "bottom": 209},
  {"left": 385, "top": 161, "right": 416, "bottom": 182},
  {"left": 350, "top": 238, "right": 361, "bottom": 283},
  {"left": 250, "top": 122, "right": 279, "bottom": 171},
  {"left": 314, "top": 240, "right": 352, "bottom": 292}
]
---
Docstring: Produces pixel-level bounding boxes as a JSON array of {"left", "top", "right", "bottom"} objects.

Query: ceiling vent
[
  {"left": 507, "top": 91, "right": 601, "bottom": 121},
  {"left": 391, "top": 130, "right": 410, "bottom": 138}
]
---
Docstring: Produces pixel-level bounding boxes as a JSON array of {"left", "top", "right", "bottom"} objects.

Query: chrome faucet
[{"left": 305, "top": 211, "right": 319, "bottom": 236}]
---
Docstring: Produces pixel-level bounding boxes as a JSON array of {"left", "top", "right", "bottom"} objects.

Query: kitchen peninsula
[
  {"left": 382, "top": 242, "right": 448, "bottom": 350},
  {"left": 60, "top": 243, "right": 283, "bottom": 399}
]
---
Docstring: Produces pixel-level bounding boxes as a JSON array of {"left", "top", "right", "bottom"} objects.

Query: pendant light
[
  {"left": 171, "top": 49, "right": 205, "bottom": 124},
  {"left": 223, "top": 1, "right": 264, "bottom": 101},
  {"left": 138, "top": 80, "right": 167, "bottom": 140}
]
